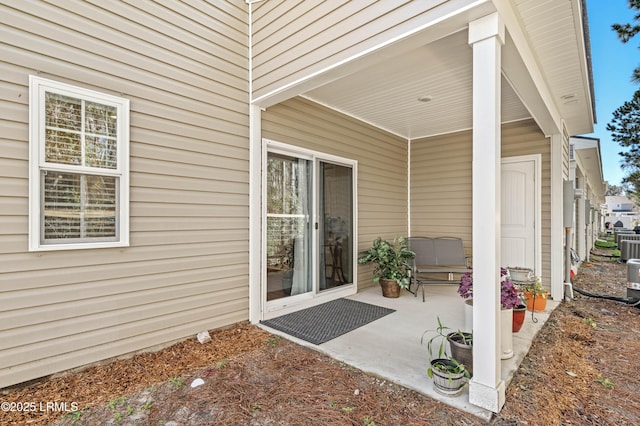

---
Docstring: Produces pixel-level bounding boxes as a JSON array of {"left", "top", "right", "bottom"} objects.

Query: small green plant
[
  {"left": 107, "top": 396, "right": 126, "bottom": 410},
  {"left": 114, "top": 412, "right": 123, "bottom": 422},
  {"left": 252, "top": 404, "right": 262, "bottom": 412},
  {"left": 342, "top": 406, "right": 354, "bottom": 413},
  {"left": 126, "top": 405, "right": 134, "bottom": 416},
  {"left": 142, "top": 400, "right": 153, "bottom": 410},
  {"left": 583, "top": 317, "right": 597, "bottom": 328},
  {"left": 427, "top": 358, "right": 468, "bottom": 379},
  {"left": 521, "top": 276, "right": 548, "bottom": 297},
  {"left": 329, "top": 401, "right": 337, "bottom": 408},
  {"left": 364, "top": 416, "right": 377, "bottom": 425},
  {"left": 266, "top": 336, "right": 280, "bottom": 348},
  {"left": 422, "top": 316, "right": 471, "bottom": 379},
  {"left": 62, "top": 410, "right": 83, "bottom": 424},
  {"left": 216, "top": 359, "right": 229, "bottom": 368},
  {"left": 71, "top": 410, "right": 82, "bottom": 423},
  {"left": 422, "top": 316, "right": 452, "bottom": 360},
  {"left": 169, "top": 376, "right": 184, "bottom": 388},
  {"left": 596, "top": 376, "right": 615, "bottom": 388}
]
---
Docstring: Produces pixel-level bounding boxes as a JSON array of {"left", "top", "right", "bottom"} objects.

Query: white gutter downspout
[
  {"left": 248, "top": 0, "right": 263, "bottom": 323},
  {"left": 408, "top": 138, "right": 411, "bottom": 236}
]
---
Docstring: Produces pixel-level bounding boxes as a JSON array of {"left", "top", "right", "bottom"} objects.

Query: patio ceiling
[{"left": 301, "top": 0, "right": 594, "bottom": 141}]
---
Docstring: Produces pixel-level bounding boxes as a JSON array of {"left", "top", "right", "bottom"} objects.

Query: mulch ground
[{"left": 2, "top": 248, "right": 639, "bottom": 425}]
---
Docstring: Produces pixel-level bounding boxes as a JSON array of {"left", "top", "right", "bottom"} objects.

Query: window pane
[
  {"left": 43, "top": 172, "right": 81, "bottom": 239},
  {"left": 85, "top": 175, "right": 117, "bottom": 237},
  {"left": 85, "top": 101, "right": 117, "bottom": 135},
  {"left": 267, "top": 153, "right": 310, "bottom": 215},
  {"left": 86, "top": 102, "right": 117, "bottom": 169},
  {"left": 45, "top": 93, "right": 82, "bottom": 165},
  {"left": 43, "top": 171, "right": 117, "bottom": 241},
  {"left": 86, "top": 135, "right": 117, "bottom": 169},
  {"left": 45, "top": 129, "right": 81, "bottom": 165},
  {"left": 45, "top": 92, "right": 81, "bottom": 131}
]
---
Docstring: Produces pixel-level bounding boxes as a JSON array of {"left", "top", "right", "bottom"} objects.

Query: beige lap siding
[{"left": 0, "top": 0, "right": 250, "bottom": 388}]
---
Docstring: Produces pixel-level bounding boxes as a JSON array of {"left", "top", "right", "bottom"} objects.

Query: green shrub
[{"left": 595, "top": 239, "right": 616, "bottom": 249}]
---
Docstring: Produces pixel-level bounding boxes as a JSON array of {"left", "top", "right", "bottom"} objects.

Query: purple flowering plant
[{"left": 458, "top": 267, "right": 522, "bottom": 310}]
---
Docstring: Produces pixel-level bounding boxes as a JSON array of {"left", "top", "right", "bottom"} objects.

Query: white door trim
[{"left": 501, "top": 154, "right": 542, "bottom": 277}]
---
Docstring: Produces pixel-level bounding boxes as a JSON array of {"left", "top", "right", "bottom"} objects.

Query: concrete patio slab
[{"left": 259, "top": 285, "right": 558, "bottom": 421}]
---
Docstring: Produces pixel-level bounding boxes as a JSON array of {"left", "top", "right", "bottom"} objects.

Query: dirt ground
[{"left": 2, "top": 249, "right": 639, "bottom": 426}]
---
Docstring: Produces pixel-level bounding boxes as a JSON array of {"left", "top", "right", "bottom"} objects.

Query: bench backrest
[
  {"left": 408, "top": 236, "right": 466, "bottom": 266},
  {"left": 408, "top": 237, "right": 437, "bottom": 266},
  {"left": 433, "top": 237, "right": 466, "bottom": 266}
]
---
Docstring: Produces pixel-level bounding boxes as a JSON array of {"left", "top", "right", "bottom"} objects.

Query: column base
[{"left": 469, "top": 379, "right": 506, "bottom": 413}]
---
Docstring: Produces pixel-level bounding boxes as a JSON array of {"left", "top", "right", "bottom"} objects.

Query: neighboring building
[
  {"left": 0, "top": 0, "right": 596, "bottom": 413},
  {"left": 603, "top": 195, "right": 639, "bottom": 230},
  {"left": 606, "top": 195, "right": 636, "bottom": 213},
  {"left": 569, "top": 136, "right": 607, "bottom": 263}
]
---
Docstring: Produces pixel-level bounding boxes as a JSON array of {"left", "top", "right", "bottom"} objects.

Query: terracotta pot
[
  {"left": 512, "top": 304, "right": 527, "bottom": 332},
  {"left": 379, "top": 278, "right": 401, "bottom": 298},
  {"left": 525, "top": 292, "right": 547, "bottom": 311}
]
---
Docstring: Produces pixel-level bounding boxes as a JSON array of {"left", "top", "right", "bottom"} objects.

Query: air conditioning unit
[
  {"left": 617, "top": 233, "right": 640, "bottom": 247},
  {"left": 621, "top": 240, "right": 640, "bottom": 262},
  {"left": 627, "top": 259, "right": 640, "bottom": 300}
]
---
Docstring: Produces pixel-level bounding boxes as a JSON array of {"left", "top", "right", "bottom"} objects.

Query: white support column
[
  {"left": 550, "top": 133, "right": 564, "bottom": 300},
  {"left": 249, "top": 104, "right": 262, "bottom": 324},
  {"left": 468, "top": 13, "right": 506, "bottom": 413}
]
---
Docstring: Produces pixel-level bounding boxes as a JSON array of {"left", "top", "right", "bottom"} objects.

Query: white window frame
[{"left": 28, "top": 76, "right": 130, "bottom": 251}]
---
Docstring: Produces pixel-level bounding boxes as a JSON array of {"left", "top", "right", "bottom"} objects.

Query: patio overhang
[
  {"left": 250, "top": 0, "right": 595, "bottom": 415},
  {"left": 253, "top": 1, "right": 594, "bottom": 141}
]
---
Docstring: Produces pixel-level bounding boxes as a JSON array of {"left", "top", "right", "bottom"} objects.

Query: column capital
[{"left": 468, "top": 12, "right": 505, "bottom": 46}]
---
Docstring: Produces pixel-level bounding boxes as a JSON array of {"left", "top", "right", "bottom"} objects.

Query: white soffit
[
  {"left": 304, "top": 30, "right": 530, "bottom": 139},
  {"left": 301, "top": 0, "right": 592, "bottom": 139}
]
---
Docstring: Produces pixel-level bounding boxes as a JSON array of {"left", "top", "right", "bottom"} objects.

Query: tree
[
  {"left": 605, "top": 184, "right": 624, "bottom": 196},
  {"left": 607, "top": 90, "right": 640, "bottom": 198},
  {"left": 612, "top": 0, "right": 640, "bottom": 82},
  {"left": 608, "top": 2, "right": 640, "bottom": 197}
]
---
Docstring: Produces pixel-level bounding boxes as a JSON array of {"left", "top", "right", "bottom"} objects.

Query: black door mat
[{"left": 261, "top": 298, "right": 395, "bottom": 345}]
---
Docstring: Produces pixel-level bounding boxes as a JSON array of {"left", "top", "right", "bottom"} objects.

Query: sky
[{"left": 585, "top": 0, "right": 639, "bottom": 187}]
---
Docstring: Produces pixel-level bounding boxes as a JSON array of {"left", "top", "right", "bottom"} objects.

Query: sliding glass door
[
  {"left": 265, "top": 153, "right": 312, "bottom": 300},
  {"left": 265, "top": 142, "right": 356, "bottom": 311},
  {"left": 319, "top": 162, "right": 353, "bottom": 291}
]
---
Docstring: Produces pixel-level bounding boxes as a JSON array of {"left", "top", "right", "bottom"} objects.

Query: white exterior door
[{"left": 501, "top": 157, "right": 539, "bottom": 272}]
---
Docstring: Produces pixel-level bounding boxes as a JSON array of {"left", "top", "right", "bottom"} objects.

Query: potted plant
[
  {"left": 358, "top": 236, "right": 415, "bottom": 298},
  {"left": 458, "top": 268, "right": 522, "bottom": 359},
  {"left": 447, "top": 330, "right": 473, "bottom": 376},
  {"left": 512, "top": 303, "right": 527, "bottom": 332},
  {"left": 421, "top": 317, "right": 470, "bottom": 395},
  {"left": 458, "top": 267, "right": 522, "bottom": 310},
  {"left": 506, "top": 266, "right": 533, "bottom": 282},
  {"left": 521, "top": 276, "right": 548, "bottom": 311}
]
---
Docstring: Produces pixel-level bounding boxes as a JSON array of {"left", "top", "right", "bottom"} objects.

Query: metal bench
[{"left": 407, "top": 236, "right": 470, "bottom": 301}]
